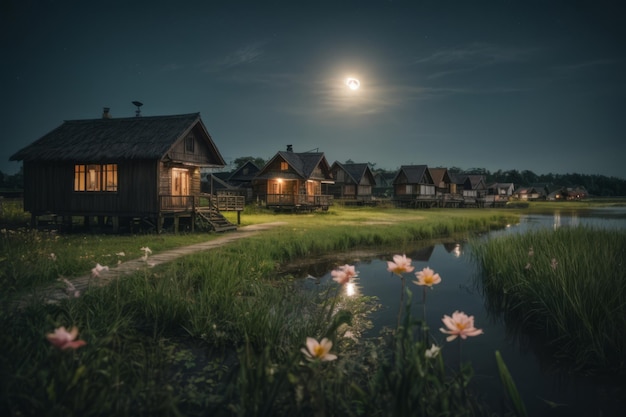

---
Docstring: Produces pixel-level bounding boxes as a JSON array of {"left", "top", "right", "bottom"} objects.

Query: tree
[{"left": 232, "top": 156, "right": 266, "bottom": 170}]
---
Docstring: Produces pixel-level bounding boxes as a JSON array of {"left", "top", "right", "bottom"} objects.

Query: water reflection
[{"left": 288, "top": 207, "right": 626, "bottom": 417}]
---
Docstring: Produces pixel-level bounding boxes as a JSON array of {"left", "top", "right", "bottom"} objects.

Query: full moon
[{"left": 346, "top": 77, "right": 360, "bottom": 90}]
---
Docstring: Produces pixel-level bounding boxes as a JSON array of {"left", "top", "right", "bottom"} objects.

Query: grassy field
[
  {"left": 1, "top": 205, "right": 523, "bottom": 416},
  {"left": 1, "top": 201, "right": 623, "bottom": 416}
]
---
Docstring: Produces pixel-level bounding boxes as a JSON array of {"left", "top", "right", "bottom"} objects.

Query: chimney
[
  {"left": 102, "top": 107, "right": 112, "bottom": 119},
  {"left": 286, "top": 144, "right": 293, "bottom": 152}
]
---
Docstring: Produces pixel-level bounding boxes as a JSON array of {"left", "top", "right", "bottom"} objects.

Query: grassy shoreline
[
  {"left": 1, "top": 206, "right": 519, "bottom": 416},
  {"left": 1, "top": 202, "right": 623, "bottom": 416}
]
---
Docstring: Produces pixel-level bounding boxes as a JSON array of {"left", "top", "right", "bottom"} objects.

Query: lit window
[
  {"left": 280, "top": 161, "right": 288, "bottom": 171},
  {"left": 74, "top": 164, "right": 117, "bottom": 192}
]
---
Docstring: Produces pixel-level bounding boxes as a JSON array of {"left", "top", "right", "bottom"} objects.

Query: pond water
[{"left": 296, "top": 207, "right": 626, "bottom": 417}]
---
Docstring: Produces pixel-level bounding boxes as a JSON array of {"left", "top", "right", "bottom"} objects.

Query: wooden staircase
[{"left": 195, "top": 207, "right": 237, "bottom": 232}]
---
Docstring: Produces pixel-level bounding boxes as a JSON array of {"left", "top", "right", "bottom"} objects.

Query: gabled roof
[
  {"left": 487, "top": 182, "right": 514, "bottom": 190},
  {"left": 204, "top": 173, "right": 236, "bottom": 191},
  {"left": 393, "top": 165, "right": 434, "bottom": 185},
  {"left": 10, "top": 113, "right": 225, "bottom": 166},
  {"left": 452, "top": 174, "right": 486, "bottom": 189},
  {"left": 331, "top": 161, "right": 375, "bottom": 184},
  {"left": 229, "top": 161, "right": 261, "bottom": 182},
  {"left": 374, "top": 171, "right": 396, "bottom": 186},
  {"left": 256, "top": 151, "right": 332, "bottom": 180},
  {"left": 428, "top": 168, "right": 452, "bottom": 185}
]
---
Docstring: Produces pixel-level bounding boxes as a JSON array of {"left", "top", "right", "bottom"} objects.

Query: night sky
[{"left": 2, "top": 0, "right": 624, "bottom": 178}]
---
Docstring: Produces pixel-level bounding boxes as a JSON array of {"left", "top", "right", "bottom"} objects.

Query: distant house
[
  {"left": 429, "top": 168, "right": 456, "bottom": 195},
  {"left": 453, "top": 174, "right": 487, "bottom": 198},
  {"left": 546, "top": 185, "right": 568, "bottom": 201},
  {"left": 228, "top": 161, "right": 261, "bottom": 189},
  {"left": 373, "top": 171, "right": 396, "bottom": 197},
  {"left": 202, "top": 172, "right": 237, "bottom": 195},
  {"left": 512, "top": 186, "right": 541, "bottom": 201},
  {"left": 447, "top": 174, "right": 488, "bottom": 207},
  {"left": 392, "top": 165, "right": 436, "bottom": 207},
  {"left": 204, "top": 161, "right": 261, "bottom": 202},
  {"left": 486, "top": 182, "right": 514, "bottom": 206},
  {"left": 566, "top": 185, "right": 588, "bottom": 200},
  {"left": 252, "top": 149, "right": 334, "bottom": 211},
  {"left": 10, "top": 111, "right": 240, "bottom": 232},
  {"left": 328, "top": 162, "right": 376, "bottom": 203}
]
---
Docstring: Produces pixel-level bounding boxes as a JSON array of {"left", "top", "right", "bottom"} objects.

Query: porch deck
[{"left": 263, "top": 194, "right": 333, "bottom": 212}]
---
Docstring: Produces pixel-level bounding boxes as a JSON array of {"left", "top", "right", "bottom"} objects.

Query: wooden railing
[
  {"left": 159, "top": 194, "right": 245, "bottom": 212},
  {"left": 264, "top": 194, "right": 333, "bottom": 207}
]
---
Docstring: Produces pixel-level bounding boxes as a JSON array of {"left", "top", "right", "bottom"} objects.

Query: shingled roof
[
  {"left": 10, "top": 113, "right": 215, "bottom": 162},
  {"left": 394, "top": 165, "right": 434, "bottom": 184},
  {"left": 333, "top": 162, "right": 373, "bottom": 184},
  {"left": 256, "top": 151, "right": 332, "bottom": 180}
]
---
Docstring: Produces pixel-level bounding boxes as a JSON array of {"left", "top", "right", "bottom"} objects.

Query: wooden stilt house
[
  {"left": 252, "top": 149, "right": 334, "bottom": 211},
  {"left": 9, "top": 111, "right": 241, "bottom": 232},
  {"left": 328, "top": 162, "right": 376, "bottom": 205},
  {"left": 392, "top": 165, "right": 437, "bottom": 208}
]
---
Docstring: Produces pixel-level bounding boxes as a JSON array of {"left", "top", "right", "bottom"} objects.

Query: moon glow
[{"left": 346, "top": 77, "right": 360, "bottom": 90}]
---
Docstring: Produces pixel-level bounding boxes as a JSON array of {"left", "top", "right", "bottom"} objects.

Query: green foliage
[
  {"left": 471, "top": 226, "right": 626, "bottom": 374},
  {"left": 495, "top": 351, "right": 527, "bottom": 417},
  {"left": 0, "top": 207, "right": 521, "bottom": 416}
]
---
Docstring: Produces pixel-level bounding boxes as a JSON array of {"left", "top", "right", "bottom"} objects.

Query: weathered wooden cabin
[
  {"left": 486, "top": 182, "right": 514, "bottom": 206},
  {"left": 328, "top": 162, "right": 376, "bottom": 204},
  {"left": 452, "top": 174, "right": 488, "bottom": 207},
  {"left": 10, "top": 112, "right": 241, "bottom": 232},
  {"left": 392, "top": 165, "right": 437, "bottom": 208},
  {"left": 224, "top": 160, "right": 261, "bottom": 202},
  {"left": 252, "top": 149, "right": 334, "bottom": 211}
]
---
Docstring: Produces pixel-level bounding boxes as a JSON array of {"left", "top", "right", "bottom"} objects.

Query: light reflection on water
[{"left": 298, "top": 207, "right": 626, "bottom": 417}]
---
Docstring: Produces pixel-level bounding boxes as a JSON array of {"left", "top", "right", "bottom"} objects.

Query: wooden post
[{"left": 237, "top": 211, "right": 241, "bottom": 225}]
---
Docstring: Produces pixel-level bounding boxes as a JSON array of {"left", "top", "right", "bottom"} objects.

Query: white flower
[{"left": 425, "top": 344, "right": 441, "bottom": 359}]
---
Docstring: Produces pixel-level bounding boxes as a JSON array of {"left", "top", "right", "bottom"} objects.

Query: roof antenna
[{"left": 132, "top": 101, "right": 143, "bottom": 117}]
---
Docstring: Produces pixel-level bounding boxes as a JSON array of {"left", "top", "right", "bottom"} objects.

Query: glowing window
[
  {"left": 280, "top": 161, "right": 288, "bottom": 171},
  {"left": 74, "top": 164, "right": 117, "bottom": 192}
]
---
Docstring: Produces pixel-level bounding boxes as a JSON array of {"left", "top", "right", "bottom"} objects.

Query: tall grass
[
  {"left": 0, "top": 206, "right": 520, "bottom": 416},
  {"left": 471, "top": 226, "right": 626, "bottom": 374}
]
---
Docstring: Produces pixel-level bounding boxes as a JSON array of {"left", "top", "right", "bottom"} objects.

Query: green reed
[
  {"left": 471, "top": 225, "right": 626, "bottom": 374},
  {"left": 1, "top": 206, "right": 520, "bottom": 416}
]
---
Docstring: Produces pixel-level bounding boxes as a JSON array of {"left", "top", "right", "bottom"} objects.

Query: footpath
[{"left": 13, "top": 222, "right": 287, "bottom": 308}]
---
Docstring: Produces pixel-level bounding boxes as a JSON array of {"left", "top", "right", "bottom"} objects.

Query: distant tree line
[
  {"left": 444, "top": 167, "right": 626, "bottom": 197},
  {"left": 0, "top": 167, "right": 23, "bottom": 193}
]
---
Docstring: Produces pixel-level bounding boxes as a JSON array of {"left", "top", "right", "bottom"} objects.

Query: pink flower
[
  {"left": 387, "top": 254, "right": 414, "bottom": 276},
  {"left": 440, "top": 311, "right": 483, "bottom": 342},
  {"left": 46, "top": 326, "right": 87, "bottom": 350},
  {"left": 331, "top": 264, "right": 357, "bottom": 285},
  {"left": 413, "top": 267, "right": 442, "bottom": 288},
  {"left": 91, "top": 263, "right": 109, "bottom": 277},
  {"left": 301, "top": 337, "right": 337, "bottom": 362}
]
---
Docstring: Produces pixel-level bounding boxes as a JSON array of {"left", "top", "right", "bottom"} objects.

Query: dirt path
[{"left": 14, "top": 222, "right": 287, "bottom": 308}]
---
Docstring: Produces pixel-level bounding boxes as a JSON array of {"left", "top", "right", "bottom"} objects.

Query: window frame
[{"left": 74, "top": 163, "right": 118, "bottom": 192}]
